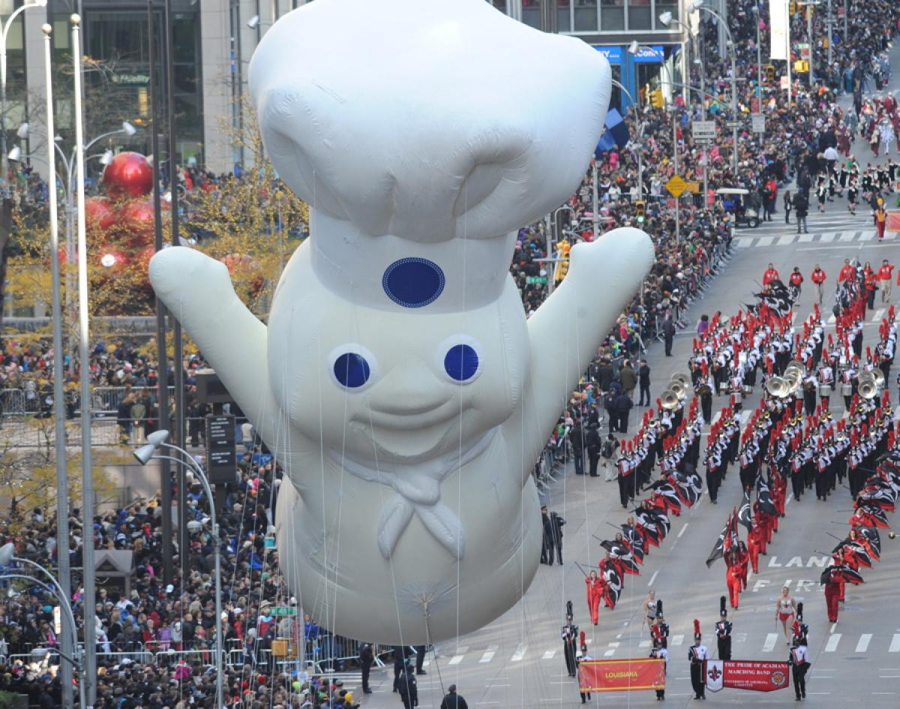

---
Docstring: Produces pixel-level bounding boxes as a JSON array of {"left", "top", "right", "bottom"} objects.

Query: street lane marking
[
  {"left": 860, "top": 230, "right": 875, "bottom": 241},
  {"left": 776, "top": 236, "right": 796, "bottom": 246},
  {"left": 873, "top": 308, "right": 885, "bottom": 322},
  {"left": 819, "top": 233, "right": 836, "bottom": 242},
  {"left": 648, "top": 570, "right": 659, "bottom": 587},
  {"left": 838, "top": 232, "right": 855, "bottom": 242},
  {"left": 479, "top": 646, "right": 497, "bottom": 663},
  {"left": 542, "top": 650, "right": 556, "bottom": 660},
  {"left": 678, "top": 523, "right": 689, "bottom": 538},
  {"left": 671, "top": 635, "right": 684, "bottom": 646},
  {"left": 639, "top": 639, "right": 652, "bottom": 648},
  {"left": 448, "top": 646, "right": 468, "bottom": 665},
  {"left": 825, "top": 634, "right": 841, "bottom": 652},
  {"left": 510, "top": 643, "right": 527, "bottom": 661},
  {"left": 756, "top": 236, "right": 775, "bottom": 247},
  {"left": 711, "top": 411, "right": 722, "bottom": 425},
  {"left": 827, "top": 314, "right": 836, "bottom": 324},
  {"left": 799, "top": 234, "right": 814, "bottom": 243},
  {"left": 856, "top": 634, "right": 872, "bottom": 653},
  {"left": 889, "top": 634, "right": 900, "bottom": 652},
  {"left": 604, "top": 642, "right": 619, "bottom": 657},
  {"left": 762, "top": 634, "right": 778, "bottom": 652},
  {"left": 741, "top": 410, "right": 752, "bottom": 423},
  {"left": 736, "top": 239, "right": 752, "bottom": 249}
]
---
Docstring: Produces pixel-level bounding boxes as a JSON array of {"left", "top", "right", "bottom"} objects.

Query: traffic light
[
  {"left": 554, "top": 240, "right": 571, "bottom": 283},
  {"left": 766, "top": 64, "right": 776, "bottom": 83},
  {"left": 793, "top": 60, "right": 809, "bottom": 73},
  {"left": 650, "top": 88, "right": 665, "bottom": 109},
  {"left": 789, "top": 0, "right": 796, "bottom": 14},
  {"left": 635, "top": 200, "right": 647, "bottom": 223}
]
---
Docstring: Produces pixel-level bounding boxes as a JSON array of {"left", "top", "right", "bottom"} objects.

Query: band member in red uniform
[
  {"left": 585, "top": 570, "right": 606, "bottom": 625},
  {"left": 747, "top": 523, "right": 762, "bottom": 573},
  {"left": 830, "top": 553, "right": 846, "bottom": 602},
  {"left": 736, "top": 540, "right": 750, "bottom": 590},
  {"left": 824, "top": 569, "right": 842, "bottom": 623},
  {"left": 725, "top": 549, "right": 742, "bottom": 609}
]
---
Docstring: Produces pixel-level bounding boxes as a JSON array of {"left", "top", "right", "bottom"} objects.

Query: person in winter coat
[
  {"left": 440, "top": 684, "right": 469, "bottom": 709},
  {"left": 619, "top": 360, "right": 637, "bottom": 400},
  {"left": 793, "top": 191, "right": 809, "bottom": 234},
  {"left": 615, "top": 392, "right": 634, "bottom": 434}
]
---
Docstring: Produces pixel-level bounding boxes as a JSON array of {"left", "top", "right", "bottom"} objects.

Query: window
[
  {"left": 600, "top": 0, "right": 624, "bottom": 31},
  {"left": 574, "top": 0, "right": 599, "bottom": 31},
  {"left": 655, "top": 0, "right": 678, "bottom": 29},
  {"left": 628, "top": 0, "right": 652, "bottom": 30}
]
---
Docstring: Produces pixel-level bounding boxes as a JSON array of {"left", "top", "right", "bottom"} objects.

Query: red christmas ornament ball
[
  {"left": 85, "top": 196, "right": 117, "bottom": 231},
  {"left": 103, "top": 152, "right": 153, "bottom": 199}
]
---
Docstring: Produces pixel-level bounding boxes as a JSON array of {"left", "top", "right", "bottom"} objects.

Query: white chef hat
[{"left": 250, "top": 0, "right": 611, "bottom": 313}]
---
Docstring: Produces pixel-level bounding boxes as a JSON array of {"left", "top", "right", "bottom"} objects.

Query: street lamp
[
  {"left": 134, "top": 429, "right": 224, "bottom": 709},
  {"left": 0, "top": 570, "right": 84, "bottom": 709},
  {"left": 688, "top": 0, "right": 740, "bottom": 177},
  {"left": 0, "top": 0, "right": 47, "bottom": 197},
  {"left": 752, "top": 6, "right": 762, "bottom": 105}
]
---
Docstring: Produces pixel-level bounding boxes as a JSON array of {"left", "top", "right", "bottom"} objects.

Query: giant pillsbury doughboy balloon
[{"left": 149, "top": 0, "right": 652, "bottom": 643}]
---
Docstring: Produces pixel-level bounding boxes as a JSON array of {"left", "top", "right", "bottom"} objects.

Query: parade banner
[
  {"left": 769, "top": 0, "right": 789, "bottom": 61},
  {"left": 705, "top": 660, "right": 791, "bottom": 692},
  {"left": 578, "top": 659, "right": 666, "bottom": 692}
]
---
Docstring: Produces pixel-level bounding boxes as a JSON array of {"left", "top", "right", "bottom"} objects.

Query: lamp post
[
  {"left": 135, "top": 430, "right": 224, "bottom": 709},
  {"left": 798, "top": 1, "right": 820, "bottom": 86},
  {"left": 610, "top": 79, "right": 646, "bottom": 218},
  {"left": 690, "top": 0, "right": 739, "bottom": 178},
  {"left": 70, "top": 14, "right": 98, "bottom": 706},
  {"left": 0, "top": 0, "right": 46, "bottom": 197},
  {"left": 752, "top": 6, "right": 762, "bottom": 106}
]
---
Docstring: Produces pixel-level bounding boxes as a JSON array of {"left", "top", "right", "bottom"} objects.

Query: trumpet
[{"left": 661, "top": 390, "right": 680, "bottom": 410}]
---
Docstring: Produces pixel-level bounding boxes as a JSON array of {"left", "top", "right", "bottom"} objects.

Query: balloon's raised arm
[{"left": 512, "top": 227, "right": 654, "bottom": 473}]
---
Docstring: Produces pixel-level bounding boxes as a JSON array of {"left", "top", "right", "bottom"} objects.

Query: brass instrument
[
  {"left": 858, "top": 372, "right": 878, "bottom": 400},
  {"left": 766, "top": 376, "right": 791, "bottom": 398},
  {"left": 670, "top": 372, "right": 691, "bottom": 387},
  {"left": 661, "top": 390, "right": 680, "bottom": 410},
  {"left": 669, "top": 380, "right": 687, "bottom": 400}
]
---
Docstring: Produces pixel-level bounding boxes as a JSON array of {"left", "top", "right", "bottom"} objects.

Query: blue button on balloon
[
  {"left": 333, "top": 352, "right": 371, "bottom": 388},
  {"left": 444, "top": 344, "right": 479, "bottom": 382},
  {"left": 383, "top": 258, "right": 445, "bottom": 308}
]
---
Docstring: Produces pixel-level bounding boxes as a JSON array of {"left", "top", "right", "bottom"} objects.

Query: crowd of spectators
[{"left": 0, "top": 1, "right": 899, "bottom": 707}]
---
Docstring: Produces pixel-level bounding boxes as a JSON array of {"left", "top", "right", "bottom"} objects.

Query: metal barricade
[{"left": 0, "top": 388, "right": 25, "bottom": 417}]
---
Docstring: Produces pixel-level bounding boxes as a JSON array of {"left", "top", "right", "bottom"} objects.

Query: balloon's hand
[{"left": 149, "top": 246, "right": 277, "bottom": 441}]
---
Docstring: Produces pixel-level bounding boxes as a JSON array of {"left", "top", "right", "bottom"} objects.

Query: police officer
[
  {"left": 397, "top": 662, "right": 419, "bottom": 709},
  {"left": 715, "top": 596, "right": 732, "bottom": 660},
  {"left": 359, "top": 642, "right": 374, "bottom": 694},
  {"left": 689, "top": 620, "right": 708, "bottom": 700}
]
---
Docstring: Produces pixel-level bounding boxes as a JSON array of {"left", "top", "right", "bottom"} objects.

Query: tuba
[
  {"left": 671, "top": 372, "right": 691, "bottom": 388},
  {"left": 670, "top": 380, "right": 687, "bottom": 400},
  {"left": 858, "top": 372, "right": 878, "bottom": 400},
  {"left": 661, "top": 390, "right": 680, "bottom": 410},
  {"left": 766, "top": 376, "right": 791, "bottom": 398}
]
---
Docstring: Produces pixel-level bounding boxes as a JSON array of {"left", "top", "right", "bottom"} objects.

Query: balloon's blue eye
[
  {"left": 444, "top": 344, "right": 479, "bottom": 382},
  {"left": 333, "top": 353, "right": 371, "bottom": 388}
]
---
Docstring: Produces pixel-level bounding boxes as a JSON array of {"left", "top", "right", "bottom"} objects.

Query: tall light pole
[
  {"left": 0, "top": 0, "right": 46, "bottom": 198},
  {"left": 71, "top": 13, "right": 97, "bottom": 706},
  {"left": 691, "top": 0, "right": 739, "bottom": 177},
  {"left": 799, "top": 1, "right": 819, "bottom": 86},
  {"left": 752, "top": 6, "right": 762, "bottom": 106},
  {"left": 37, "top": 22, "right": 74, "bottom": 709},
  {"left": 135, "top": 431, "right": 224, "bottom": 709}
]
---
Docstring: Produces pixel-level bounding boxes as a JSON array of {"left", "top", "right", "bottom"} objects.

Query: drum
[
  {"left": 818, "top": 384, "right": 833, "bottom": 397},
  {"left": 841, "top": 382, "right": 853, "bottom": 396}
]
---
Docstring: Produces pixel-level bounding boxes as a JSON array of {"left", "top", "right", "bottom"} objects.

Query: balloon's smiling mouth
[{"left": 365, "top": 399, "right": 464, "bottom": 431}]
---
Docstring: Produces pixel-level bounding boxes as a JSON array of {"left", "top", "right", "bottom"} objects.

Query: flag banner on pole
[
  {"left": 770, "top": 0, "right": 788, "bottom": 60},
  {"left": 705, "top": 660, "right": 791, "bottom": 692},
  {"left": 578, "top": 659, "right": 666, "bottom": 692}
]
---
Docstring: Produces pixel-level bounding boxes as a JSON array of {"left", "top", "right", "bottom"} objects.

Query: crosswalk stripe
[
  {"left": 889, "top": 635, "right": 900, "bottom": 652},
  {"left": 873, "top": 308, "right": 885, "bottom": 322},
  {"left": 448, "top": 646, "right": 468, "bottom": 665},
  {"left": 819, "top": 233, "right": 836, "bottom": 242},
  {"left": 856, "top": 634, "right": 872, "bottom": 653},
  {"left": 756, "top": 236, "right": 775, "bottom": 247},
  {"left": 542, "top": 650, "right": 556, "bottom": 660},
  {"left": 479, "top": 646, "right": 497, "bottom": 663},
  {"left": 671, "top": 635, "right": 684, "bottom": 646},
  {"left": 825, "top": 634, "right": 841, "bottom": 652},
  {"left": 511, "top": 643, "right": 527, "bottom": 662},
  {"left": 741, "top": 410, "right": 752, "bottom": 424},
  {"left": 798, "top": 234, "right": 814, "bottom": 243},
  {"left": 737, "top": 239, "right": 753, "bottom": 248},
  {"left": 838, "top": 232, "right": 856, "bottom": 242},
  {"left": 639, "top": 639, "right": 652, "bottom": 648},
  {"left": 860, "top": 230, "right": 875, "bottom": 241},
  {"left": 776, "top": 235, "right": 796, "bottom": 246},
  {"left": 762, "top": 634, "right": 778, "bottom": 652},
  {"left": 711, "top": 411, "right": 722, "bottom": 425},
  {"left": 827, "top": 314, "right": 836, "bottom": 324}
]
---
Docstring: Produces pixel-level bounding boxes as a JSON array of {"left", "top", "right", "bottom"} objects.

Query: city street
[{"left": 351, "top": 55, "right": 900, "bottom": 709}]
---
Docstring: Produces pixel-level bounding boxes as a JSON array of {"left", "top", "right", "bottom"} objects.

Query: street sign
[
  {"left": 665, "top": 175, "right": 687, "bottom": 197},
  {"left": 526, "top": 276, "right": 548, "bottom": 285},
  {"left": 780, "top": 76, "right": 790, "bottom": 90},
  {"left": 685, "top": 181, "right": 701, "bottom": 194},
  {"left": 271, "top": 607, "right": 297, "bottom": 617},
  {"left": 725, "top": 120, "right": 742, "bottom": 129},
  {"left": 206, "top": 414, "right": 237, "bottom": 485},
  {"left": 692, "top": 120, "right": 716, "bottom": 141},
  {"left": 751, "top": 113, "right": 765, "bottom": 133}
]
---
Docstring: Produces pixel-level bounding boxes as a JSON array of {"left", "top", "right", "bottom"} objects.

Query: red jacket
[
  {"left": 811, "top": 268, "right": 826, "bottom": 284},
  {"left": 879, "top": 264, "right": 894, "bottom": 281},
  {"left": 789, "top": 272, "right": 803, "bottom": 286},
  {"left": 763, "top": 268, "right": 780, "bottom": 286},
  {"left": 839, "top": 265, "right": 855, "bottom": 282}
]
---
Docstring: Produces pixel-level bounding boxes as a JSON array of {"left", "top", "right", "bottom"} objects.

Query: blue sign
[
  {"left": 593, "top": 46, "right": 623, "bottom": 64},
  {"left": 632, "top": 45, "right": 665, "bottom": 64}
]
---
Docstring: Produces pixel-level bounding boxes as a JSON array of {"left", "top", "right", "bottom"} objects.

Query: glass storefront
[{"left": 521, "top": 0, "right": 678, "bottom": 32}]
